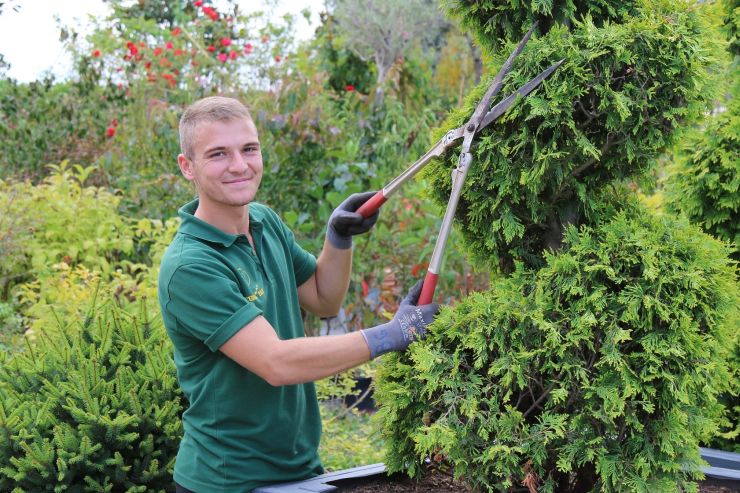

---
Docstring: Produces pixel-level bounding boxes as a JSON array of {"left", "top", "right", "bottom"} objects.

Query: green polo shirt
[{"left": 158, "top": 199, "right": 323, "bottom": 493}]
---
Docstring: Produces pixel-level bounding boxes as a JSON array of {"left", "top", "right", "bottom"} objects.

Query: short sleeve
[{"left": 164, "top": 259, "right": 262, "bottom": 352}]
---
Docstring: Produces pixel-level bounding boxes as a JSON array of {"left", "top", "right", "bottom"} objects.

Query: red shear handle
[
  {"left": 418, "top": 271, "right": 439, "bottom": 305},
  {"left": 356, "top": 191, "right": 387, "bottom": 218}
]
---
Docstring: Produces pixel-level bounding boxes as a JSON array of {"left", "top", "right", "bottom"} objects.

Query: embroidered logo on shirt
[{"left": 236, "top": 267, "right": 266, "bottom": 303}]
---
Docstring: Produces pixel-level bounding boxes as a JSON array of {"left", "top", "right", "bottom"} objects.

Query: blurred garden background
[{"left": 0, "top": 0, "right": 736, "bottom": 491}]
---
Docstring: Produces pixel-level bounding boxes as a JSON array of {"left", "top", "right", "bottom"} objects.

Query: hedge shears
[{"left": 356, "top": 23, "right": 563, "bottom": 304}]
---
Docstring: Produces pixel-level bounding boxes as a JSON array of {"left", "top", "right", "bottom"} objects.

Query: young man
[{"left": 158, "top": 96, "right": 439, "bottom": 493}]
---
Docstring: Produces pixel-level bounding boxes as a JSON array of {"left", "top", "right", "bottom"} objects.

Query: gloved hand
[
  {"left": 326, "top": 191, "right": 380, "bottom": 249},
  {"left": 361, "top": 280, "right": 440, "bottom": 358}
]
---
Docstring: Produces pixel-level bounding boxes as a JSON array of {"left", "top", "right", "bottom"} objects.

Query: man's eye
[
  {"left": 209, "top": 151, "right": 226, "bottom": 158},
  {"left": 244, "top": 146, "right": 259, "bottom": 153}
]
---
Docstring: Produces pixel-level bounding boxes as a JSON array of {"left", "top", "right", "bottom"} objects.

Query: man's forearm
[
  {"left": 220, "top": 317, "right": 371, "bottom": 386},
  {"left": 312, "top": 237, "right": 353, "bottom": 315}
]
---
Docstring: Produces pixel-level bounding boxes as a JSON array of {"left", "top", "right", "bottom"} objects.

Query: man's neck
[{"left": 194, "top": 200, "right": 251, "bottom": 236}]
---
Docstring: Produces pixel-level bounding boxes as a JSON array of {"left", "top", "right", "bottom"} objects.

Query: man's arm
[
  {"left": 296, "top": 191, "right": 379, "bottom": 317},
  {"left": 296, "top": 238, "right": 352, "bottom": 317},
  {"left": 220, "top": 315, "right": 370, "bottom": 386},
  {"left": 220, "top": 281, "right": 438, "bottom": 386}
]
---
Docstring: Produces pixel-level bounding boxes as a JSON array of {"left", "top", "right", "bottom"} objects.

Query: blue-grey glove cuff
[
  {"left": 326, "top": 226, "right": 353, "bottom": 250},
  {"left": 360, "top": 322, "right": 398, "bottom": 359}
]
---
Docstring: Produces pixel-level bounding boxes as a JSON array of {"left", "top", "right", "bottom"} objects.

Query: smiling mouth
[{"left": 224, "top": 177, "right": 251, "bottom": 184}]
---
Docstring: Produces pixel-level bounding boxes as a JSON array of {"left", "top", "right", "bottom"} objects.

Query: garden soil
[{"left": 332, "top": 470, "right": 739, "bottom": 492}]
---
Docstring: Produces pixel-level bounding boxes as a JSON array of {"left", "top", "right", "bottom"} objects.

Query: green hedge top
[
  {"left": 423, "top": 0, "right": 722, "bottom": 272},
  {"left": 441, "top": 0, "right": 639, "bottom": 54}
]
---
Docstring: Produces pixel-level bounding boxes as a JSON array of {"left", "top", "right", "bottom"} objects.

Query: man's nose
[{"left": 229, "top": 152, "right": 250, "bottom": 172}]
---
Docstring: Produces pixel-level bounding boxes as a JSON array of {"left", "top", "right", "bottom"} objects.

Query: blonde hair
[{"left": 179, "top": 96, "right": 253, "bottom": 158}]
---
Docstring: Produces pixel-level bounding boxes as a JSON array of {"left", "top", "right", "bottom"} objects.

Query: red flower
[
  {"left": 202, "top": 6, "right": 218, "bottom": 20},
  {"left": 92, "top": 49, "right": 101, "bottom": 58},
  {"left": 153, "top": 47, "right": 163, "bottom": 56},
  {"left": 171, "top": 27, "right": 182, "bottom": 36},
  {"left": 243, "top": 43, "right": 253, "bottom": 54},
  {"left": 220, "top": 37, "right": 231, "bottom": 47},
  {"left": 229, "top": 50, "right": 238, "bottom": 60},
  {"left": 111, "top": 118, "right": 119, "bottom": 127},
  {"left": 217, "top": 53, "right": 228, "bottom": 63},
  {"left": 106, "top": 126, "right": 116, "bottom": 138},
  {"left": 207, "top": 45, "right": 216, "bottom": 52},
  {"left": 174, "top": 48, "right": 183, "bottom": 56},
  {"left": 194, "top": 0, "right": 203, "bottom": 6},
  {"left": 361, "top": 279, "right": 369, "bottom": 298},
  {"left": 145, "top": 61, "right": 152, "bottom": 69},
  {"left": 126, "top": 41, "right": 138, "bottom": 56},
  {"left": 165, "top": 41, "right": 174, "bottom": 50},
  {"left": 345, "top": 84, "right": 355, "bottom": 92},
  {"left": 274, "top": 54, "right": 281, "bottom": 63}
]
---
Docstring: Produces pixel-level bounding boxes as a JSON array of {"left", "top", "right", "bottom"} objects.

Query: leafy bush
[
  {"left": 0, "top": 162, "right": 132, "bottom": 297},
  {"left": 424, "top": 0, "right": 722, "bottom": 271},
  {"left": 0, "top": 74, "right": 121, "bottom": 180},
  {"left": 319, "top": 406, "right": 385, "bottom": 472},
  {"left": 376, "top": 208, "right": 739, "bottom": 492},
  {"left": 0, "top": 293, "right": 184, "bottom": 491}
]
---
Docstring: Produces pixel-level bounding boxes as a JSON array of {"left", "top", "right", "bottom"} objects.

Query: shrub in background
[
  {"left": 0, "top": 162, "right": 131, "bottom": 299},
  {"left": 664, "top": 97, "right": 739, "bottom": 259},
  {"left": 0, "top": 292, "right": 184, "bottom": 492}
]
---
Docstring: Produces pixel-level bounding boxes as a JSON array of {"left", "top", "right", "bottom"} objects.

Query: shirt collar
[{"left": 177, "top": 199, "right": 261, "bottom": 248}]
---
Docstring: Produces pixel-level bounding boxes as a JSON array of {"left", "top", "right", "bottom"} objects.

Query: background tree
[{"left": 330, "top": 0, "right": 449, "bottom": 105}]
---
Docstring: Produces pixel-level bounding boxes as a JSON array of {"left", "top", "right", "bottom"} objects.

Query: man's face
[{"left": 178, "top": 118, "right": 264, "bottom": 209}]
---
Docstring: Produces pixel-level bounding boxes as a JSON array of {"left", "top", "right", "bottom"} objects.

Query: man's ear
[{"left": 178, "top": 154, "right": 195, "bottom": 181}]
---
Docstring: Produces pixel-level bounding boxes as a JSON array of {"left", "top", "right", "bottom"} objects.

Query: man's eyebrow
[{"left": 202, "top": 145, "right": 226, "bottom": 155}]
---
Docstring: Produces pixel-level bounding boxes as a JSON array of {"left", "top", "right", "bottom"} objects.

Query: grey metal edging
[
  {"left": 252, "top": 463, "right": 386, "bottom": 493},
  {"left": 700, "top": 447, "right": 740, "bottom": 481},
  {"left": 253, "top": 448, "right": 740, "bottom": 491}
]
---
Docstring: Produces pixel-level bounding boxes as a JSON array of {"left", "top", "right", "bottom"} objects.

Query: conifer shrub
[
  {"left": 441, "top": 0, "right": 639, "bottom": 54},
  {"left": 664, "top": 97, "right": 739, "bottom": 259},
  {"left": 423, "top": 0, "right": 722, "bottom": 271},
  {"left": 376, "top": 207, "right": 739, "bottom": 492},
  {"left": 0, "top": 295, "right": 184, "bottom": 491},
  {"left": 376, "top": 0, "right": 737, "bottom": 491}
]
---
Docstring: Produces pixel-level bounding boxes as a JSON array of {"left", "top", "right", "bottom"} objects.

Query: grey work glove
[
  {"left": 361, "top": 281, "right": 440, "bottom": 358},
  {"left": 326, "top": 191, "right": 380, "bottom": 249}
]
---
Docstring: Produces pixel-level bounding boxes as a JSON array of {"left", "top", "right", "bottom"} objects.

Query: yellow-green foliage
[{"left": 0, "top": 162, "right": 131, "bottom": 293}]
